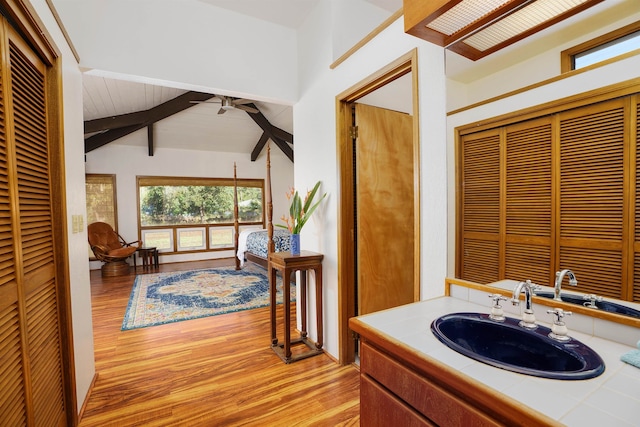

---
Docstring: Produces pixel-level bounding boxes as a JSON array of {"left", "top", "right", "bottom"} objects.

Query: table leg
[
  {"left": 283, "top": 267, "right": 291, "bottom": 362},
  {"left": 300, "top": 269, "right": 307, "bottom": 338},
  {"left": 315, "top": 266, "right": 323, "bottom": 350},
  {"left": 269, "top": 264, "right": 278, "bottom": 346}
]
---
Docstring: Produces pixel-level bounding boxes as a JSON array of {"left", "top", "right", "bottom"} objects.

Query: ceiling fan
[{"left": 191, "top": 95, "right": 259, "bottom": 115}]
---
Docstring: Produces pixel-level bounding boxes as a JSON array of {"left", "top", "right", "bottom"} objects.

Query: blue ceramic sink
[
  {"left": 431, "top": 312, "right": 605, "bottom": 380},
  {"left": 534, "top": 292, "right": 640, "bottom": 319}
]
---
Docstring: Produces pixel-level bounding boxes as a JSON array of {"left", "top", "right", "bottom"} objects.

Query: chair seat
[{"left": 108, "top": 246, "right": 138, "bottom": 257}]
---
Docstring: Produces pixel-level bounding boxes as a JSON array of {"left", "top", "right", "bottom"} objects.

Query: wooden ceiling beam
[
  {"left": 251, "top": 132, "right": 270, "bottom": 162},
  {"left": 84, "top": 91, "right": 215, "bottom": 153},
  {"left": 245, "top": 104, "right": 294, "bottom": 162}
]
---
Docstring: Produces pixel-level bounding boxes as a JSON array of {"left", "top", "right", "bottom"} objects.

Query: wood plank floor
[{"left": 79, "top": 259, "right": 361, "bottom": 426}]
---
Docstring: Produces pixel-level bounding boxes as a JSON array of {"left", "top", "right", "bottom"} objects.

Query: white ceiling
[
  {"left": 81, "top": 0, "right": 403, "bottom": 155},
  {"left": 79, "top": 0, "right": 630, "bottom": 156}
]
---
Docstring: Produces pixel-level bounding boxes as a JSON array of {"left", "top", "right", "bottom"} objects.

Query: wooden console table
[{"left": 268, "top": 250, "right": 324, "bottom": 363}]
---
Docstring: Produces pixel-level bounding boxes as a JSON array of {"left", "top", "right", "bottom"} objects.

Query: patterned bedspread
[{"left": 245, "top": 229, "right": 291, "bottom": 259}]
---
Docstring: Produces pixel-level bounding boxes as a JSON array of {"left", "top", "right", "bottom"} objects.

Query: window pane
[
  {"left": 86, "top": 174, "right": 117, "bottom": 259},
  {"left": 139, "top": 180, "right": 263, "bottom": 226},
  {"left": 142, "top": 230, "right": 173, "bottom": 251},
  {"left": 574, "top": 30, "right": 640, "bottom": 69},
  {"left": 86, "top": 174, "right": 116, "bottom": 226},
  {"left": 210, "top": 227, "right": 234, "bottom": 248},
  {"left": 177, "top": 228, "right": 206, "bottom": 251},
  {"left": 237, "top": 186, "right": 263, "bottom": 222}
]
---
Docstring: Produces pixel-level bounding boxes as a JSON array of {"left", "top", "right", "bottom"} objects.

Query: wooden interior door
[{"left": 355, "top": 103, "right": 415, "bottom": 315}]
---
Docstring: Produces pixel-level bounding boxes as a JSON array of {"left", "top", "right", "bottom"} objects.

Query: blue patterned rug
[{"left": 122, "top": 263, "right": 295, "bottom": 330}]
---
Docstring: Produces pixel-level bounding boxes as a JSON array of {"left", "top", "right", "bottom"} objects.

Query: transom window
[
  {"left": 137, "top": 176, "right": 264, "bottom": 254},
  {"left": 562, "top": 21, "right": 640, "bottom": 72}
]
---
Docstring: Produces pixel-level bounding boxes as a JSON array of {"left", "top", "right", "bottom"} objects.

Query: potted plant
[{"left": 276, "top": 181, "right": 327, "bottom": 255}]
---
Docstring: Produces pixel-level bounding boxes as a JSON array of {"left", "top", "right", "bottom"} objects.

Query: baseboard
[{"left": 77, "top": 371, "right": 99, "bottom": 423}]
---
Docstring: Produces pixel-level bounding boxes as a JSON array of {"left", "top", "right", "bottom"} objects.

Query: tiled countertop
[{"left": 355, "top": 287, "right": 640, "bottom": 426}]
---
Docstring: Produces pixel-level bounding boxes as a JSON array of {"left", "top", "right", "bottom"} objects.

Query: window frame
[
  {"left": 136, "top": 175, "right": 264, "bottom": 255},
  {"left": 561, "top": 20, "right": 640, "bottom": 73}
]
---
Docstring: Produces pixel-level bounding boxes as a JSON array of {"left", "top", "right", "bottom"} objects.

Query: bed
[
  {"left": 236, "top": 228, "right": 291, "bottom": 268},
  {"left": 234, "top": 144, "right": 290, "bottom": 269}
]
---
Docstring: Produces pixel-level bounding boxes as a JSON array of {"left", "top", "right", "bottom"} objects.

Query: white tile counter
[{"left": 354, "top": 286, "right": 640, "bottom": 426}]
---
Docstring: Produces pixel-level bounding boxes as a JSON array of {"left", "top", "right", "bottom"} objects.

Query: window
[
  {"left": 562, "top": 21, "right": 640, "bottom": 72},
  {"left": 86, "top": 174, "right": 117, "bottom": 258},
  {"left": 137, "top": 176, "right": 263, "bottom": 253},
  {"left": 141, "top": 229, "right": 173, "bottom": 252}
]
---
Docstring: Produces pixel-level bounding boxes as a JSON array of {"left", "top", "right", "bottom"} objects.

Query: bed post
[
  {"left": 234, "top": 162, "right": 240, "bottom": 270},
  {"left": 266, "top": 144, "right": 275, "bottom": 254}
]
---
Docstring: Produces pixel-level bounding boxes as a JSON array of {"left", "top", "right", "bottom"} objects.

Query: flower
[{"left": 276, "top": 181, "right": 327, "bottom": 234}]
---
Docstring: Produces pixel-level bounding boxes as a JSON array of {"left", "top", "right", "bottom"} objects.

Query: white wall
[
  {"left": 28, "top": 0, "right": 96, "bottom": 414},
  {"left": 330, "top": 0, "right": 395, "bottom": 61},
  {"left": 296, "top": 5, "right": 448, "bottom": 358},
  {"left": 53, "top": 0, "right": 298, "bottom": 104},
  {"left": 85, "top": 138, "right": 294, "bottom": 268}
]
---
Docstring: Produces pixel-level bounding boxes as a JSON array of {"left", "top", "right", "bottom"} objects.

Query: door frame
[{"left": 335, "top": 49, "right": 420, "bottom": 364}]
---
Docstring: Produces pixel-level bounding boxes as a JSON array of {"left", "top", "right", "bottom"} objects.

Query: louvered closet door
[
  {"left": 558, "top": 98, "right": 628, "bottom": 299},
  {"left": 0, "top": 25, "right": 66, "bottom": 426},
  {"left": 504, "top": 117, "right": 553, "bottom": 286},
  {"left": 460, "top": 128, "right": 501, "bottom": 283},
  {"left": 0, "top": 39, "right": 26, "bottom": 424},
  {"left": 633, "top": 94, "right": 640, "bottom": 302}
]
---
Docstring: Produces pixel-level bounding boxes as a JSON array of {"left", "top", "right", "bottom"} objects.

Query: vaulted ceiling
[{"left": 78, "top": 0, "right": 402, "bottom": 161}]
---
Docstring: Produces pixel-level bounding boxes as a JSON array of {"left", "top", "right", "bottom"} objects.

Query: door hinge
[{"left": 350, "top": 125, "right": 358, "bottom": 139}]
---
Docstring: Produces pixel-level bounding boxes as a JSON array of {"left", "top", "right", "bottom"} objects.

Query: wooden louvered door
[
  {"left": 634, "top": 95, "right": 640, "bottom": 302},
  {"left": 504, "top": 117, "right": 553, "bottom": 285},
  {"left": 459, "top": 128, "right": 501, "bottom": 283},
  {"left": 458, "top": 94, "right": 640, "bottom": 302},
  {"left": 0, "top": 22, "right": 68, "bottom": 427},
  {"left": 557, "top": 98, "right": 628, "bottom": 299}
]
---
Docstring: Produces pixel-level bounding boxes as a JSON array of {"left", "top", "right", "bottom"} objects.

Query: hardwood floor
[{"left": 79, "top": 259, "right": 361, "bottom": 426}]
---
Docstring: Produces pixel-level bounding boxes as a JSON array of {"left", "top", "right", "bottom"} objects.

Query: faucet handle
[
  {"left": 489, "top": 293, "right": 507, "bottom": 307},
  {"left": 583, "top": 294, "right": 603, "bottom": 308},
  {"left": 488, "top": 294, "right": 507, "bottom": 321},
  {"left": 529, "top": 282, "right": 543, "bottom": 294},
  {"left": 547, "top": 308, "right": 572, "bottom": 342}
]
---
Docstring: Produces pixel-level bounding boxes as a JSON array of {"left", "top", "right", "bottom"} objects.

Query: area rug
[{"left": 122, "top": 263, "right": 295, "bottom": 330}]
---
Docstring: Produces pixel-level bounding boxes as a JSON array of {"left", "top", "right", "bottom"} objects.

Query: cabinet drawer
[
  {"left": 361, "top": 342, "right": 502, "bottom": 427},
  {"left": 361, "top": 375, "right": 435, "bottom": 426}
]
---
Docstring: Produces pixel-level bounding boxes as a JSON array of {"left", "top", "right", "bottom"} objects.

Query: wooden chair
[{"left": 88, "top": 222, "right": 141, "bottom": 276}]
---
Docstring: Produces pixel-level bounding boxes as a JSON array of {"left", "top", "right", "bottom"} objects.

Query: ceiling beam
[
  {"left": 84, "top": 91, "right": 215, "bottom": 153},
  {"left": 245, "top": 104, "right": 294, "bottom": 162},
  {"left": 84, "top": 110, "right": 152, "bottom": 133},
  {"left": 251, "top": 132, "right": 270, "bottom": 162}
]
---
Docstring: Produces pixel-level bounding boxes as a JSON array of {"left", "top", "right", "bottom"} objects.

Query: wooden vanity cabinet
[
  {"left": 351, "top": 319, "right": 560, "bottom": 427},
  {"left": 360, "top": 342, "right": 499, "bottom": 426}
]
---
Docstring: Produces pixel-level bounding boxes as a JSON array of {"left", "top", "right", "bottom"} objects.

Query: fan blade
[
  {"left": 189, "top": 100, "right": 221, "bottom": 104},
  {"left": 236, "top": 104, "right": 259, "bottom": 114},
  {"left": 217, "top": 107, "right": 226, "bottom": 115},
  {"left": 232, "top": 98, "right": 254, "bottom": 105}
]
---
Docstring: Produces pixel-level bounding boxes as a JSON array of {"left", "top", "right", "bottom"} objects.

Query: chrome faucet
[
  {"left": 511, "top": 280, "right": 537, "bottom": 329},
  {"left": 554, "top": 269, "right": 578, "bottom": 301}
]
